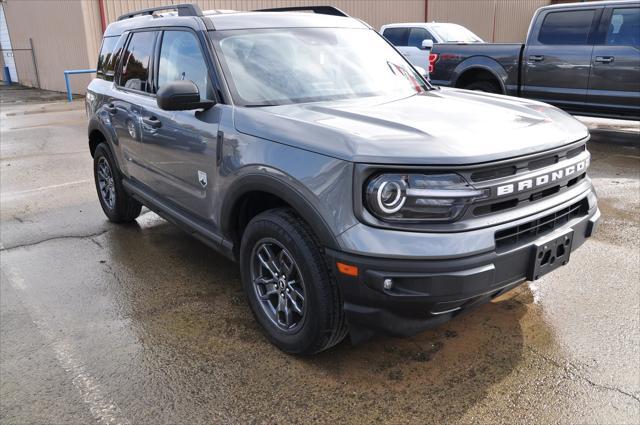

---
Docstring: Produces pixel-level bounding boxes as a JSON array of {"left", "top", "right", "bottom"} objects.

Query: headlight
[{"left": 365, "top": 173, "right": 488, "bottom": 222}]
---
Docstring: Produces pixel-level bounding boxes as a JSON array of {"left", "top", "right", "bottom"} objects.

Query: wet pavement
[{"left": 1, "top": 91, "right": 639, "bottom": 424}]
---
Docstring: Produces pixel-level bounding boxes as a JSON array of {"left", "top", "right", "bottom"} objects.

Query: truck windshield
[
  {"left": 210, "top": 28, "right": 429, "bottom": 107},
  {"left": 430, "top": 24, "right": 483, "bottom": 43}
]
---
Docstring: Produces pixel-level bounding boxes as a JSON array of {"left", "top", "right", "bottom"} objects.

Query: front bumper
[{"left": 327, "top": 196, "right": 600, "bottom": 343}]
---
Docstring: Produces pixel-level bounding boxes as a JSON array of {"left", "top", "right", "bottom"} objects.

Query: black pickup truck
[{"left": 430, "top": 0, "right": 640, "bottom": 120}]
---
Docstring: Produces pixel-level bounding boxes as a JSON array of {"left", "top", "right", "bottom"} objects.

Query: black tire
[
  {"left": 463, "top": 80, "right": 502, "bottom": 94},
  {"left": 240, "top": 208, "right": 347, "bottom": 355},
  {"left": 93, "top": 143, "right": 142, "bottom": 223}
]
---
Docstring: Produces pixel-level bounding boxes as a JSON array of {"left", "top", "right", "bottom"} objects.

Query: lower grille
[{"left": 495, "top": 199, "right": 589, "bottom": 249}]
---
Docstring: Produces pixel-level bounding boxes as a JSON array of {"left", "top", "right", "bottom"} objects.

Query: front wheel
[{"left": 240, "top": 208, "right": 347, "bottom": 355}]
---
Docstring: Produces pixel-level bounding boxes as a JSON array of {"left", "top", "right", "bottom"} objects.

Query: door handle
[
  {"left": 104, "top": 103, "right": 117, "bottom": 114},
  {"left": 529, "top": 55, "right": 544, "bottom": 62},
  {"left": 595, "top": 56, "right": 614, "bottom": 64},
  {"left": 142, "top": 116, "right": 162, "bottom": 128}
]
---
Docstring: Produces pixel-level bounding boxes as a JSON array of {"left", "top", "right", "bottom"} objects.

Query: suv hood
[{"left": 233, "top": 88, "right": 589, "bottom": 165}]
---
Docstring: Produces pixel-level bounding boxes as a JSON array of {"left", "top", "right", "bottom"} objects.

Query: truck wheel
[
  {"left": 93, "top": 143, "right": 142, "bottom": 223},
  {"left": 463, "top": 80, "right": 502, "bottom": 94},
  {"left": 240, "top": 208, "right": 347, "bottom": 355}
]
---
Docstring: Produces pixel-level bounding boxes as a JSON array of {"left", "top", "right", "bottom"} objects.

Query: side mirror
[
  {"left": 421, "top": 39, "right": 434, "bottom": 51},
  {"left": 156, "top": 80, "right": 214, "bottom": 111}
]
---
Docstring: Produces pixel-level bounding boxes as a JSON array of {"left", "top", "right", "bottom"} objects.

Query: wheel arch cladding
[
  {"left": 453, "top": 58, "right": 507, "bottom": 93},
  {"left": 221, "top": 174, "right": 341, "bottom": 255}
]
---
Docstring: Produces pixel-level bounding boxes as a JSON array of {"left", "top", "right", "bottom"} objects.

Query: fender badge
[{"left": 198, "top": 170, "right": 208, "bottom": 188}]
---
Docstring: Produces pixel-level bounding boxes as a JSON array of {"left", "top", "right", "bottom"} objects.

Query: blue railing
[{"left": 64, "top": 69, "right": 96, "bottom": 102}]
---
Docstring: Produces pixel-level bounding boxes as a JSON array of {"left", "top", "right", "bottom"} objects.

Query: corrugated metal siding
[
  {"left": 2, "top": 0, "right": 96, "bottom": 93},
  {"left": 428, "top": 0, "right": 550, "bottom": 43},
  {"left": 102, "top": 0, "right": 425, "bottom": 32},
  {"left": 494, "top": 0, "right": 549, "bottom": 42}
]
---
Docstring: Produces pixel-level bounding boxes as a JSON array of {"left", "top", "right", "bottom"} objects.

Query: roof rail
[
  {"left": 117, "top": 3, "right": 202, "bottom": 21},
  {"left": 254, "top": 6, "right": 349, "bottom": 17}
]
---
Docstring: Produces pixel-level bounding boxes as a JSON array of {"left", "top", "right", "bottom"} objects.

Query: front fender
[{"left": 220, "top": 171, "right": 341, "bottom": 253}]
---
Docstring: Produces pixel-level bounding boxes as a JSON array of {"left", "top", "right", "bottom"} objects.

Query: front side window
[
  {"left": 538, "top": 10, "right": 595, "bottom": 45},
  {"left": 212, "top": 28, "right": 428, "bottom": 107},
  {"left": 119, "top": 31, "right": 155, "bottom": 92},
  {"left": 157, "top": 31, "right": 211, "bottom": 100},
  {"left": 408, "top": 28, "right": 434, "bottom": 48},
  {"left": 606, "top": 8, "right": 640, "bottom": 46},
  {"left": 382, "top": 27, "right": 409, "bottom": 46}
]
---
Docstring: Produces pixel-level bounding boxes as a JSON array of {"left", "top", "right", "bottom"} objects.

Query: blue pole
[
  {"left": 64, "top": 71, "right": 72, "bottom": 102},
  {"left": 63, "top": 69, "right": 96, "bottom": 102},
  {"left": 3, "top": 66, "right": 12, "bottom": 85}
]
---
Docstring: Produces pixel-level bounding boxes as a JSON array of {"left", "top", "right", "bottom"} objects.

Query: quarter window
[
  {"left": 119, "top": 31, "right": 155, "bottom": 92},
  {"left": 157, "top": 31, "right": 211, "bottom": 100},
  {"left": 538, "top": 10, "right": 595, "bottom": 45},
  {"left": 383, "top": 27, "right": 409, "bottom": 46},
  {"left": 606, "top": 8, "right": 640, "bottom": 46},
  {"left": 96, "top": 36, "right": 118, "bottom": 80}
]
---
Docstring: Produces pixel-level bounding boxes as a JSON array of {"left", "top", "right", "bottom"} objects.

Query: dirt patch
[{"left": 0, "top": 84, "right": 80, "bottom": 104}]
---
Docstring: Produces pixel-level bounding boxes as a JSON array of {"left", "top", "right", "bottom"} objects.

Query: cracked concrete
[
  {"left": 1, "top": 91, "right": 639, "bottom": 424},
  {"left": 0, "top": 230, "right": 111, "bottom": 252},
  {"left": 527, "top": 346, "right": 640, "bottom": 404}
]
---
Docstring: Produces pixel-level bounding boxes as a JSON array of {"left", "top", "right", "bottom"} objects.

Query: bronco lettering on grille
[{"left": 496, "top": 158, "right": 588, "bottom": 197}]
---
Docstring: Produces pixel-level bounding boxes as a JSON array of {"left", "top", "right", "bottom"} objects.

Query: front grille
[{"left": 494, "top": 198, "right": 589, "bottom": 249}]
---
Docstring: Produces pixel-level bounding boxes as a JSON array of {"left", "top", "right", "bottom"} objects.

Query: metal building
[{"left": 0, "top": 0, "right": 560, "bottom": 94}]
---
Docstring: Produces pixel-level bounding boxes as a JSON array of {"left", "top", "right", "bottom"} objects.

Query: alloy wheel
[{"left": 250, "top": 239, "right": 306, "bottom": 332}]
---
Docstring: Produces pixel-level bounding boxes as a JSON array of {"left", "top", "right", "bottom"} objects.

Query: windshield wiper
[{"left": 244, "top": 103, "right": 281, "bottom": 107}]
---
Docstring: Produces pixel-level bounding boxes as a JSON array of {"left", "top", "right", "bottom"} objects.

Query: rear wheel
[
  {"left": 93, "top": 143, "right": 141, "bottom": 223},
  {"left": 240, "top": 208, "right": 347, "bottom": 355},
  {"left": 463, "top": 80, "right": 502, "bottom": 94}
]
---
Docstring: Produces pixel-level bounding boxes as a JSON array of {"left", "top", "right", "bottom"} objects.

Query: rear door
[
  {"left": 522, "top": 7, "right": 600, "bottom": 108},
  {"left": 110, "top": 30, "right": 158, "bottom": 182},
  {"left": 587, "top": 5, "right": 640, "bottom": 118},
  {"left": 141, "top": 29, "right": 220, "bottom": 221}
]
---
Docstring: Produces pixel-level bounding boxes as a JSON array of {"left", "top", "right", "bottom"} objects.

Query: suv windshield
[
  {"left": 210, "top": 28, "right": 429, "bottom": 106},
  {"left": 430, "top": 24, "right": 483, "bottom": 43}
]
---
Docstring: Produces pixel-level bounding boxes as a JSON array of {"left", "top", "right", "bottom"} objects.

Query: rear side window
[
  {"left": 383, "top": 27, "right": 409, "bottom": 46},
  {"left": 408, "top": 28, "right": 434, "bottom": 48},
  {"left": 538, "top": 10, "right": 595, "bottom": 45},
  {"left": 157, "top": 31, "right": 211, "bottom": 100},
  {"left": 119, "top": 31, "right": 155, "bottom": 92},
  {"left": 606, "top": 8, "right": 640, "bottom": 46}
]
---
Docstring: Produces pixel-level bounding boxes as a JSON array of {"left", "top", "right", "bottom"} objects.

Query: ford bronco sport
[{"left": 87, "top": 4, "right": 600, "bottom": 354}]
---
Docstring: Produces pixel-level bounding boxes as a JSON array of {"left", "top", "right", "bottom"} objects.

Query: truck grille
[
  {"left": 494, "top": 198, "right": 588, "bottom": 249},
  {"left": 458, "top": 141, "right": 590, "bottom": 220},
  {"left": 469, "top": 144, "right": 585, "bottom": 183}
]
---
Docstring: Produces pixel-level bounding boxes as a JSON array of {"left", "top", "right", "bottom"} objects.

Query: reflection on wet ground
[{"left": 1, "top": 97, "right": 639, "bottom": 424}]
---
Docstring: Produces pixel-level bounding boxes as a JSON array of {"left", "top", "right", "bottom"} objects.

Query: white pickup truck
[{"left": 380, "top": 22, "right": 483, "bottom": 71}]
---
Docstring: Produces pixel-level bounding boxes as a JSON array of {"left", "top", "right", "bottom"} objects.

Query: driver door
[{"left": 142, "top": 29, "right": 221, "bottom": 221}]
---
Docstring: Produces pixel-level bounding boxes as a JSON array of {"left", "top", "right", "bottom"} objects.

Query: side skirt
[{"left": 122, "top": 178, "right": 236, "bottom": 261}]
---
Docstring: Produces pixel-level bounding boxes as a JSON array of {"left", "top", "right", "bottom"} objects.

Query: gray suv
[{"left": 87, "top": 4, "right": 600, "bottom": 354}]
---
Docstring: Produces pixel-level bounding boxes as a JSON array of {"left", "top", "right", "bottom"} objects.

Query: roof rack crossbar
[
  {"left": 254, "top": 6, "right": 348, "bottom": 17},
  {"left": 117, "top": 3, "right": 202, "bottom": 21}
]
